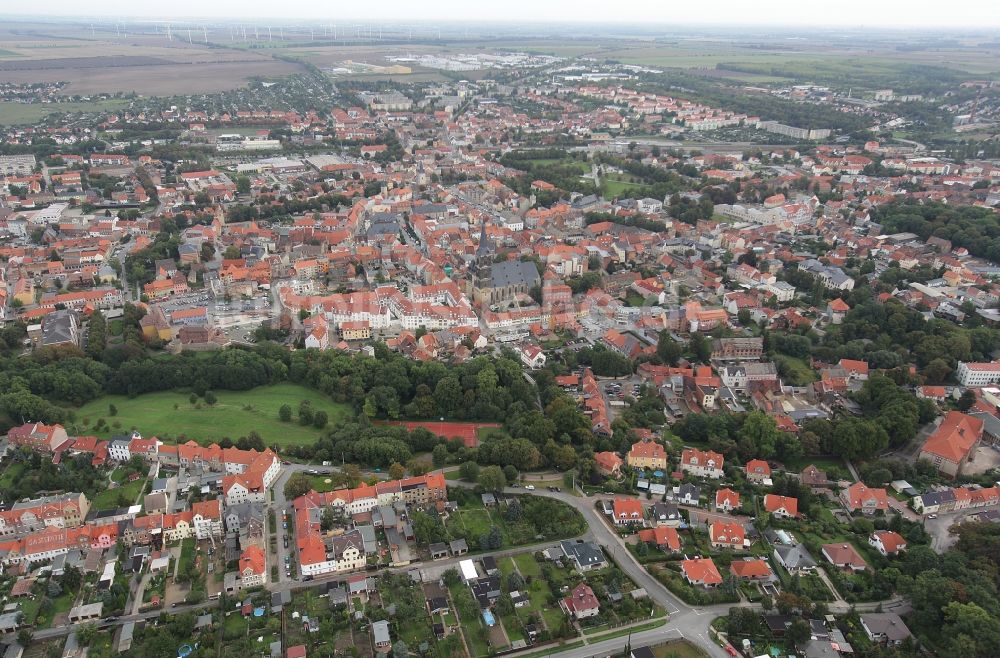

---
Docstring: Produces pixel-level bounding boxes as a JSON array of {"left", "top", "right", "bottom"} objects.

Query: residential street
[{"left": 28, "top": 466, "right": 908, "bottom": 658}]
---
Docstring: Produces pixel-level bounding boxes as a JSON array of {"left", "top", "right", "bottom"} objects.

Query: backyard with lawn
[
  {"left": 90, "top": 477, "right": 146, "bottom": 511},
  {"left": 73, "top": 383, "right": 351, "bottom": 447}
]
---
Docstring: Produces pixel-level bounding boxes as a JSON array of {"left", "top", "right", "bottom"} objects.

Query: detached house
[
  {"left": 763, "top": 494, "right": 799, "bottom": 519},
  {"left": 715, "top": 488, "right": 740, "bottom": 512},
  {"left": 710, "top": 521, "right": 746, "bottom": 549},
  {"left": 637, "top": 526, "right": 681, "bottom": 552},
  {"left": 679, "top": 448, "right": 724, "bottom": 479},
  {"left": 612, "top": 498, "right": 644, "bottom": 526},
  {"left": 681, "top": 557, "right": 722, "bottom": 587},
  {"left": 730, "top": 558, "right": 773, "bottom": 581},
  {"left": 841, "top": 482, "right": 889, "bottom": 514},
  {"left": 561, "top": 583, "right": 600, "bottom": 619},
  {"left": 745, "top": 459, "right": 772, "bottom": 485},
  {"left": 627, "top": 440, "right": 668, "bottom": 470},
  {"left": 822, "top": 543, "right": 868, "bottom": 572},
  {"left": 869, "top": 530, "right": 907, "bottom": 557},
  {"left": 594, "top": 451, "right": 623, "bottom": 477}
]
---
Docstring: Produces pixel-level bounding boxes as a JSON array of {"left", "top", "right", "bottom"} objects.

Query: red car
[{"left": 725, "top": 646, "right": 738, "bottom": 656}]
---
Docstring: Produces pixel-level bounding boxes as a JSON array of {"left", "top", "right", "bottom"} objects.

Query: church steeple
[{"left": 475, "top": 220, "right": 493, "bottom": 260}]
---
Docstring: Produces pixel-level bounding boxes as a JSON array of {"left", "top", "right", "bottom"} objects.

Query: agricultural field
[
  {"left": 0, "top": 100, "right": 129, "bottom": 125},
  {"left": 73, "top": 383, "right": 352, "bottom": 448},
  {"left": 0, "top": 60, "right": 299, "bottom": 95},
  {"left": 0, "top": 28, "right": 300, "bottom": 94}
]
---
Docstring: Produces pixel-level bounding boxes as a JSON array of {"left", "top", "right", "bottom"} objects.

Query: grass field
[
  {"left": 0, "top": 100, "right": 128, "bottom": 125},
  {"left": 602, "top": 178, "right": 649, "bottom": 198},
  {"left": 74, "top": 383, "right": 352, "bottom": 448},
  {"left": 91, "top": 477, "right": 145, "bottom": 511}
]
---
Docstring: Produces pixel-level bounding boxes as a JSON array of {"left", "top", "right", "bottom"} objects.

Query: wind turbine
[
  {"left": 187, "top": 29, "right": 193, "bottom": 44},
  {"left": 167, "top": 24, "right": 173, "bottom": 42},
  {"left": 268, "top": 26, "right": 272, "bottom": 42},
  {"left": 203, "top": 26, "right": 208, "bottom": 43}
]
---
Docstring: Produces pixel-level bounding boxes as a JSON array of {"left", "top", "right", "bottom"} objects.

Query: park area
[{"left": 73, "top": 383, "right": 351, "bottom": 447}]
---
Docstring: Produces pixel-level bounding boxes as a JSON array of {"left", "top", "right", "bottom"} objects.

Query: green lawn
[
  {"left": 771, "top": 354, "right": 818, "bottom": 386},
  {"left": 0, "top": 463, "right": 25, "bottom": 490},
  {"left": 36, "top": 590, "right": 75, "bottom": 628},
  {"left": 512, "top": 553, "right": 542, "bottom": 578},
  {"left": 91, "top": 478, "right": 145, "bottom": 510},
  {"left": 602, "top": 178, "right": 649, "bottom": 198},
  {"left": 652, "top": 640, "right": 712, "bottom": 658},
  {"left": 177, "top": 537, "right": 196, "bottom": 574},
  {"left": 74, "top": 383, "right": 352, "bottom": 448}
]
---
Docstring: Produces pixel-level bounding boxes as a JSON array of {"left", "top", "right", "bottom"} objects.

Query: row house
[
  {"left": 0, "top": 492, "right": 90, "bottom": 537},
  {"left": 0, "top": 523, "right": 118, "bottom": 565},
  {"left": 913, "top": 485, "right": 1000, "bottom": 515}
]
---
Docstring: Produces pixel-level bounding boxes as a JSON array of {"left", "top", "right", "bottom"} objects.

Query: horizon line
[{"left": 1, "top": 13, "right": 998, "bottom": 31}]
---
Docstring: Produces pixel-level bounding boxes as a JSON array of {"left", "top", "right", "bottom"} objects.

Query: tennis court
[{"left": 385, "top": 420, "right": 501, "bottom": 447}]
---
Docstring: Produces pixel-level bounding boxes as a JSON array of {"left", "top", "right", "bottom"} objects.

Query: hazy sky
[{"left": 8, "top": 1, "right": 1000, "bottom": 28}]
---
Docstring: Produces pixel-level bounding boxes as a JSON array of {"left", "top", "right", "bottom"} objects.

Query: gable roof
[
  {"left": 921, "top": 410, "right": 983, "bottom": 462},
  {"left": 681, "top": 557, "right": 722, "bottom": 585},
  {"left": 763, "top": 494, "right": 799, "bottom": 517}
]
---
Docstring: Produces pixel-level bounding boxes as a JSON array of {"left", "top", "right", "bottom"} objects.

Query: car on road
[
  {"left": 725, "top": 646, "right": 738, "bottom": 656},
  {"left": 524, "top": 485, "right": 535, "bottom": 490}
]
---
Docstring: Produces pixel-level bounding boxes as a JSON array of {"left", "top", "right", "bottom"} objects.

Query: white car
[{"left": 524, "top": 485, "right": 535, "bottom": 490}]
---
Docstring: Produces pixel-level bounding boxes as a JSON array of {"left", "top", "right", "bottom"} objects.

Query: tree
[
  {"left": 737, "top": 411, "right": 781, "bottom": 460},
  {"left": 60, "top": 565, "right": 82, "bottom": 592},
  {"left": 392, "top": 641, "right": 408, "bottom": 658},
  {"left": 656, "top": 330, "right": 682, "bottom": 365},
  {"left": 479, "top": 525, "right": 503, "bottom": 550},
  {"left": 388, "top": 462, "right": 406, "bottom": 480},
  {"left": 321, "top": 507, "right": 337, "bottom": 532},
  {"left": 77, "top": 624, "right": 98, "bottom": 647},
  {"left": 924, "top": 358, "right": 952, "bottom": 384},
  {"left": 313, "top": 410, "right": 328, "bottom": 429},
  {"left": 442, "top": 568, "right": 460, "bottom": 587},
  {"left": 432, "top": 444, "right": 449, "bottom": 467},
  {"left": 688, "top": 333, "right": 711, "bottom": 363},
  {"left": 478, "top": 465, "right": 507, "bottom": 492},
  {"left": 279, "top": 404, "right": 292, "bottom": 422},
  {"left": 786, "top": 619, "right": 811, "bottom": 646},
  {"left": 204, "top": 391, "right": 217, "bottom": 405},
  {"left": 459, "top": 461, "right": 480, "bottom": 482},
  {"left": 298, "top": 400, "right": 314, "bottom": 425},
  {"left": 284, "top": 472, "right": 313, "bottom": 500},
  {"left": 108, "top": 403, "right": 118, "bottom": 416},
  {"left": 956, "top": 390, "right": 976, "bottom": 411}
]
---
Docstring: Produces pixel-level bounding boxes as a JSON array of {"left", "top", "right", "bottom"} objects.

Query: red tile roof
[{"left": 921, "top": 411, "right": 983, "bottom": 463}]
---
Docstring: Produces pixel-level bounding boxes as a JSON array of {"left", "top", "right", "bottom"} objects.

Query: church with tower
[{"left": 468, "top": 220, "right": 540, "bottom": 306}]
